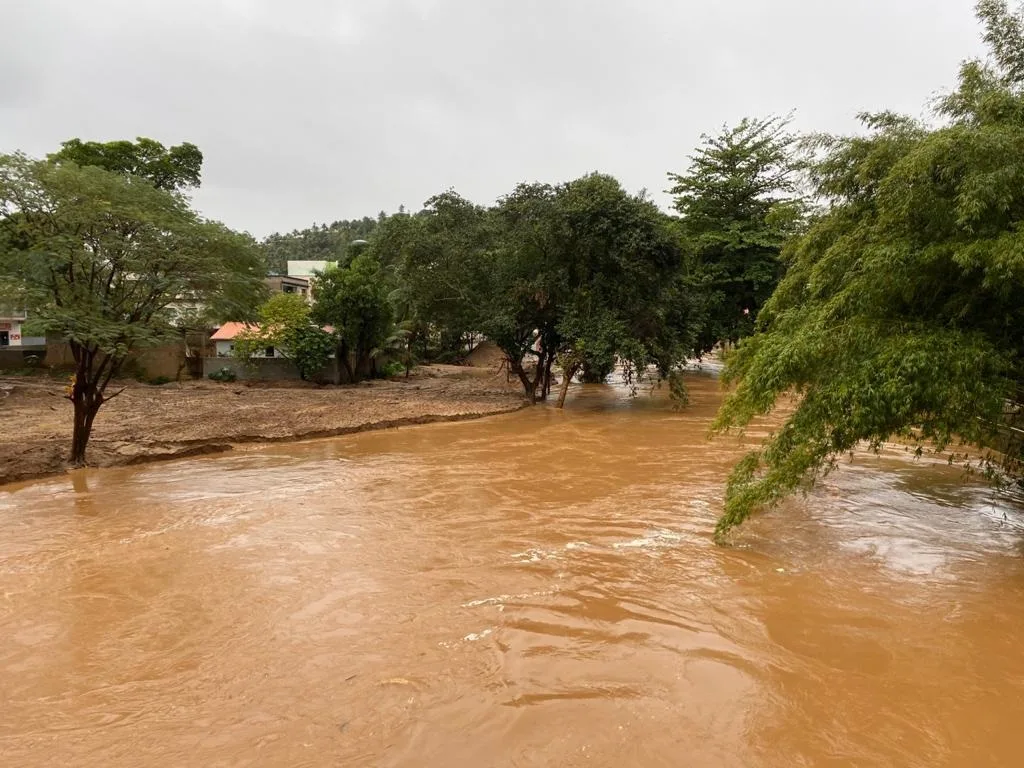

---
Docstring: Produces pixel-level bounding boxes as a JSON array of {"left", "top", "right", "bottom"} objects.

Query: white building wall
[
  {"left": 215, "top": 339, "right": 279, "bottom": 358},
  {"left": 0, "top": 319, "right": 43, "bottom": 347}
]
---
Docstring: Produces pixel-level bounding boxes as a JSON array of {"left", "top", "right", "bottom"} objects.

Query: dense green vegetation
[
  {"left": 310, "top": 251, "right": 393, "bottom": 383},
  {"left": 367, "top": 176, "right": 713, "bottom": 403},
  {"left": 712, "top": 0, "right": 1024, "bottom": 538}
]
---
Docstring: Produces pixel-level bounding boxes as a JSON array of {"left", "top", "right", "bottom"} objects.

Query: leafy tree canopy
[
  {"left": 712, "top": 0, "right": 1024, "bottom": 540},
  {"left": 384, "top": 174, "right": 703, "bottom": 403},
  {"left": 386, "top": 191, "right": 493, "bottom": 363},
  {"left": 668, "top": 116, "right": 805, "bottom": 349},
  {"left": 49, "top": 137, "right": 203, "bottom": 191},
  {"left": 311, "top": 253, "right": 393, "bottom": 383}
]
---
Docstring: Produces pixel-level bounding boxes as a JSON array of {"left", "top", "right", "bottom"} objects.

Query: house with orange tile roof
[{"left": 210, "top": 322, "right": 278, "bottom": 358}]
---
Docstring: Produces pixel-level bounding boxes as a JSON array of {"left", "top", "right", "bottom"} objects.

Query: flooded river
[{"left": 3, "top": 373, "right": 1024, "bottom": 766}]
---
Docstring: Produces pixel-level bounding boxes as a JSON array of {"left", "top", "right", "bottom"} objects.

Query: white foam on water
[
  {"left": 612, "top": 530, "right": 684, "bottom": 550},
  {"left": 462, "top": 588, "right": 559, "bottom": 609}
]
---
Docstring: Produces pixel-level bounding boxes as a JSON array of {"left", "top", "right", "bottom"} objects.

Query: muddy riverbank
[{"left": 0, "top": 365, "right": 527, "bottom": 487}]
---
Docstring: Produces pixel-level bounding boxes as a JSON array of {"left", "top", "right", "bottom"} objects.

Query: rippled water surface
[{"left": 3, "top": 373, "right": 1024, "bottom": 766}]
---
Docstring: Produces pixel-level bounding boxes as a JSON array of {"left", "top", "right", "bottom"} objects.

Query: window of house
[
  {"left": 265, "top": 346, "right": 275, "bottom": 357},
  {"left": 283, "top": 285, "right": 295, "bottom": 294}
]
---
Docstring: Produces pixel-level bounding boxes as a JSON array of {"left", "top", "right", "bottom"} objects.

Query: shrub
[
  {"left": 208, "top": 367, "right": 237, "bottom": 383},
  {"left": 148, "top": 375, "right": 172, "bottom": 386},
  {"left": 380, "top": 360, "right": 405, "bottom": 378}
]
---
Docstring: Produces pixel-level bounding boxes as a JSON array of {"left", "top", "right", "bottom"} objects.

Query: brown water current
[{"left": 3, "top": 372, "right": 1024, "bottom": 766}]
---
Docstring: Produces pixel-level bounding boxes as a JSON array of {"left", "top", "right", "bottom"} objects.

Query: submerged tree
[
  {"left": 0, "top": 154, "right": 265, "bottom": 464},
  {"left": 543, "top": 175, "right": 693, "bottom": 407},
  {"left": 383, "top": 175, "right": 702, "bottom": 404},
  {"left": 712, "top": 0, "right": 1024, "bottom": 540}
]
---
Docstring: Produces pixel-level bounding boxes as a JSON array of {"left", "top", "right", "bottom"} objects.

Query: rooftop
[
  {"left": 210, "top": 322, "right": 257, "bottom": 341},
  {"left": 286, "top": 260, "right": 335, "bottom": 278},
  {"left": 211, "top": 321, "right": 335, "bottom": 341}
]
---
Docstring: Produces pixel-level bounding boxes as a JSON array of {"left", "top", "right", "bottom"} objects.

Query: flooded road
[{"left": 3, "top": 373, "right": 1024, "bottom": 766}]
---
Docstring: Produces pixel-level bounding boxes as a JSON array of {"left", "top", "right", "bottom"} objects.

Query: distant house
[
  {"left": 0, "top": 307, "right": 45, "bottom": 350},
  {"left": 211, "top": 322, "right": 281, "bottom": 358},
  {"left": 265, "top": 274, "right": 311, "bottom": 299}
]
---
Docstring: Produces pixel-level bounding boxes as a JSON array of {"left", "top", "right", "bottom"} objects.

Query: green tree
[
  {"left": 387, "top": 193, "right": 492, "bottom": 363},
  {"left": 668, "top": 116, "right": 805, "bottom": 349},
  {"left": 45, "top": 136, "right": 264, "bottom": 331},
  {"left": 545, "top": 175, "right": 694, "bottom": 407},
  {"left": 49, "top": 137, "right": 203, "bottom": 191},
  {"left": 311, "top": 253, "right": 393, "bottom": 382},
  {"left": 382, "top": 321, "right": 420, "bottom": 377},
  {"left": 712, "top": 0, "right": 1024, "bottom": 540},
  {"left": 234, "top": 293, "right": 335, "bottom": 381},
  {"left": 483, "top": 182, "right": 565, "bottom": 401},
  {"left": 0, "top": 154, "right": 264, "bottom": 464}
]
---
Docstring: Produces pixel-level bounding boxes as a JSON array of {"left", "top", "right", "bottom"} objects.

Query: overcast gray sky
[{"left": 2, "top": 0, "right": 985, "bottom": 238}]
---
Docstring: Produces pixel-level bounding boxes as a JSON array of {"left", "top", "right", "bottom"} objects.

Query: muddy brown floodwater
[{"left": 3, "top": 372, "right": 1024, "bottom": 767}]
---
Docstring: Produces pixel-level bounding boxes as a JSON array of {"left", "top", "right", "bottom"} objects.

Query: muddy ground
[{"left": 0, "top": 365, "right": 527, "bottom": 487}]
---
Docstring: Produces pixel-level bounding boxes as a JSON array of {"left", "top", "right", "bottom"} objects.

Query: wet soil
[{"left": 0, "top": 365, "right": 526, "bottom": 487}]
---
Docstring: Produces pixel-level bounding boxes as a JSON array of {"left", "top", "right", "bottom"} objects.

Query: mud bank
[{"left": 0, "top": 365, "right": 527, "bottom": 487}]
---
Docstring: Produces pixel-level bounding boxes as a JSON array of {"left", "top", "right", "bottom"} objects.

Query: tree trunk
[
  {"left": 69, "top": 378, "right": 102, "bottom": 466},
  {"left": 532, "top": 350, "right": 549, "bottom": 402},
  {"left": 556, "top": 363, "right": 580, "bottom": 409},
  {"left": 356, "top": 349, "right": 372, "bottom": 381},
  {"left": 66, "top": 346, "right": 127, "bottom": 466},
  {"left": 337, "top": 340, "right": 355, "bottom": 384},
  {"left": 542, "top": 354, "right": 555, "bottom": 400},
  {"left": 509, "top": 358, "right": 539, "bottom": 403}
]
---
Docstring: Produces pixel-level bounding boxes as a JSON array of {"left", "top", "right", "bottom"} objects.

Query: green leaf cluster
[
  {"left": 713, "top": 0, "right": 1024, "bottom": 539},
  {"left": 0, "top": 154, "right": 265, "bottom": 357},
  {"left": 49, "top": 137, "right": 203, "bottom": 192}
]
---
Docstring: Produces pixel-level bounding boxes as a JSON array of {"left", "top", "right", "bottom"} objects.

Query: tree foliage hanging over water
[{"left": 712, "top": 0, "right": 1024, "bottom": 539}]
